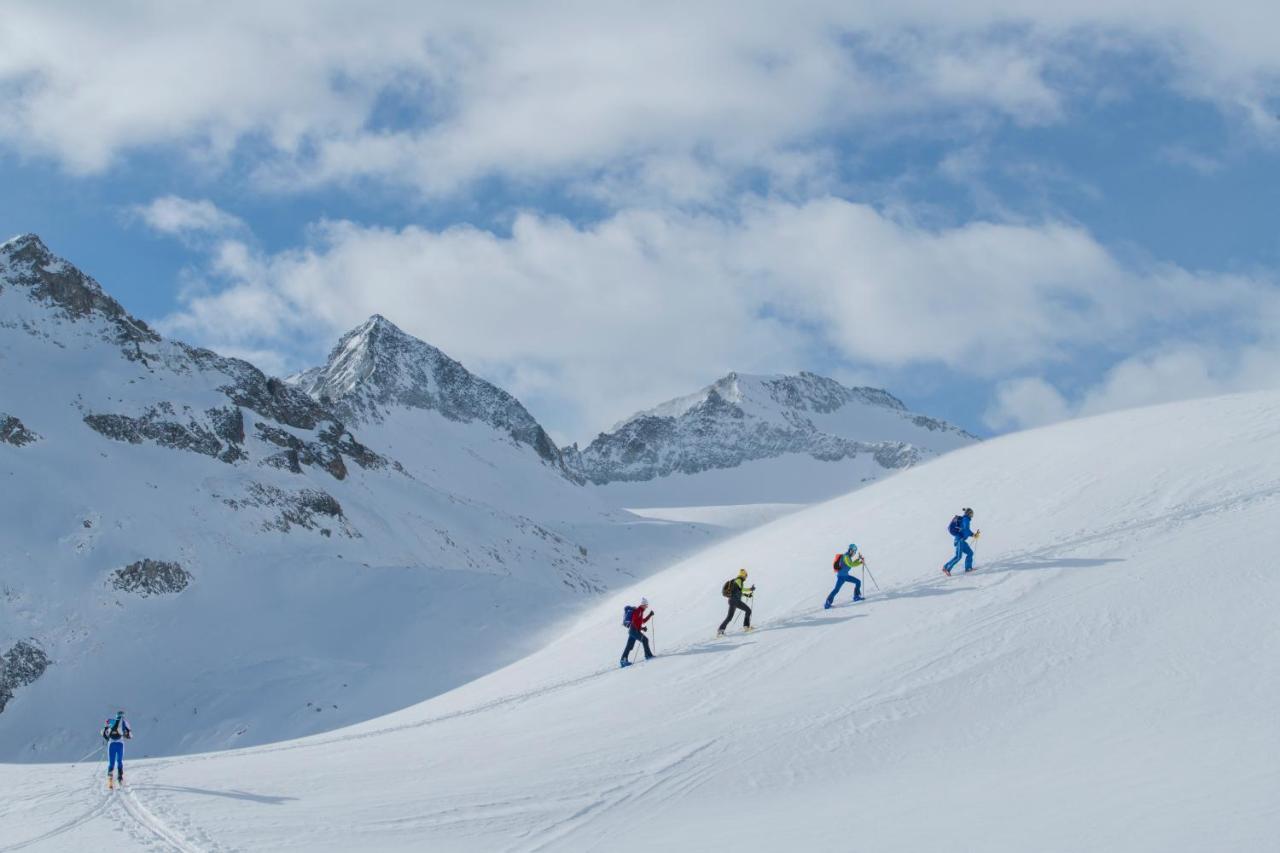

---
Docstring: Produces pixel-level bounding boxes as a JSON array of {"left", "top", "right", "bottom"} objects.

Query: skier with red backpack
[
  {"left": 824, "top": 544, "right": 864, "bottom": 609},
  {"left": 619, "top": 597, "right": 655, "bottom": 668}
]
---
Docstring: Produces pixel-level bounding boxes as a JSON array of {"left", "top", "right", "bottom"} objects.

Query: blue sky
[{"left": 2, "top": 3, "right": 1278, "bottom": 443}]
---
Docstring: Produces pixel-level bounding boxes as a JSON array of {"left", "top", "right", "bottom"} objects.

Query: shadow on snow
[
  {"left": 981, "top": 556, "right": 1125, "bottom": 575},
  {"left": 136, "top": 784, "right": 298, "bottom": 805}
]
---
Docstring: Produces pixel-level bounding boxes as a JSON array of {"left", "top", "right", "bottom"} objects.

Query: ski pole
[
  {"left": 74, "top": 743, "right": 105, "bottom": 765},
  {"left": 863, "top": 558, "right": 881, "bottom": 592}
]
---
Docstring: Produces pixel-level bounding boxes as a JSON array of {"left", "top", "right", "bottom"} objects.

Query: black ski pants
[
  {"left": 621, "top": 627, "right": 653, "bottom": 661},
  {"left": 719, "top": 598, "right": 752, "bottom": 631}
]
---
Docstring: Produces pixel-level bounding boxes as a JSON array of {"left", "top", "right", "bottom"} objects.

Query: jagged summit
[
  {"left": 622, "top": 371, "right": 909, "bottom": 429},
  {"left": 292, "top": 315, "right": 568, "bottom": 470},
  {"left": 568, "top": 370, "right": 976, "bottom": 487},
  {"left": 3, "top": 232, "right": 46, "bottom": 251},
  {"left": 0, "top": 232, "right": 158, "bottom": 346}
]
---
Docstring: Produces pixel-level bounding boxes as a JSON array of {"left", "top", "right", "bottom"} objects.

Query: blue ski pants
[
  {"left": 945, "top": 538, "right": 974, "bottom": 571},
  {"left": 826, "top": 570, "right": 862, "bottom": 606},
  {"left": 621, "top": 627, "right": 652, "bottom": 662},
  {"left": 107, "top": 741, "right": 124, "bottom": 776}
]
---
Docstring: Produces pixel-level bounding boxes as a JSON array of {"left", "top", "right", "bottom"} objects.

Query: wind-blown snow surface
[{"left": 4, "top": 392, "right": 1277, "bottom": 851}]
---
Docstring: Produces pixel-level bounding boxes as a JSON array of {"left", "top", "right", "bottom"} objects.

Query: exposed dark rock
[
  {"left": 222, "top": 483, "right": 358, "bottom": 537},
  {"left": 0, "top": 640, "right": 50, "bottom": 714},
  {"left": 255, "top": 422, "right": 345, "bottom": 479},
  {"left": 0, "top": 234, "right": 158, "bottom": 350},
  {"left": 213, "top": 359, "right": 327, "bottom": 431},
  {"left": 207, "top": 406, "right": 245, "bottom": 446},
  {"left": 85, "top": 408, "right": 225, "bottom": 459},
  {"left": 111, "top": 559, "right": 192, "bottom": 597},
  {"left": 0, "top": 414, "right": 39, "bottom": 447},
  {"left": 316, "top": 422, "right": 386, "bottom": 472},
  {"left": 254, "top": 420, "right": 386, "bottom": 480}
]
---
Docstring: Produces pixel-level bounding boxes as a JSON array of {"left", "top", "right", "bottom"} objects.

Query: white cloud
[
  {"left": 1077, "top": 344, "right": 1280, "bottom": 416},
  {"left": 157, "top": 197, "right": 1280, "bottom": 438},
  {"left": 985, "top": 343, "right": 1280, "bottom": 431},
  {"left": 984, "top": 377, "right": 1072, "bottom": 431},
  {"left": 2, "top": 3, "right": 1278, "bottom": 198},
  {"left": 132, "top": 196, "right": 245, "bottom": 239}
]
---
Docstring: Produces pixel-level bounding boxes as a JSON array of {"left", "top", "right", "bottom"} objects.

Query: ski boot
[
  {"left": 853, "top": 594, "right": 864, "bottom": 602},
  {"left": 619, "top": 659, "right": 632, "bottom": 669},
  {"left": 107, "top": 775, "right": 114, "bottom": 790},
  {"left": 716, "top": 629, "right": 726, "bottom": 637},
  {"left": 823, "top": 601, "right": 832, "bottom": 610},
  {"left": 743, "top": 625, "right": 755, "bottom": 633},
  {"left": 942, "top": 566, "right": 952, "bottom": 577}
]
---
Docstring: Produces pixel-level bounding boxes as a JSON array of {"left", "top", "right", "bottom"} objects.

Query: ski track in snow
[
  {"left": 115, "top": 783, "right": 206, "bottom": 853},
  {"left": 513, "top": 738, "right": 720, "bottom": 853},
  {"left": 0, "top": 776, "right": 111, "bottom": 852},
  {"left": 0, "top": 771, "right": 208, "bottom": 853}
]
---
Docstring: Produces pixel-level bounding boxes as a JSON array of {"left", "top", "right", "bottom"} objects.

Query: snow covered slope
[
  {"left": 0, "top": 234, "right": 710, "bottom": 762},
  {"left": 5, "top": 391, "right": 1276, "bottom": 851},
  {"left": 568, "top": 371, "right": 976, "bottom": 506}
]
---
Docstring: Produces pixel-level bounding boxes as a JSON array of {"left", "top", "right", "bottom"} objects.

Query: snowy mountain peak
[
  {"left": 570, "top": 370, "right": 976, "bottom": 491},
  {"left": 629, "top": 371, "right": 908, "bottom": 428},
  {"left": 293, "top": 314, "right": 418, "bottom": 401},
  {"left": 292, "top": 316, "right": 570, "bottom": 472},
  {"left": 0, "top": 232, "right": 158, "bottom": 346}
]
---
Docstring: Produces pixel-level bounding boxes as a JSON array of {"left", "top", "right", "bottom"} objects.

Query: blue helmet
[{"left": 846, "top": 543, "right": 858, "bottom": 554}]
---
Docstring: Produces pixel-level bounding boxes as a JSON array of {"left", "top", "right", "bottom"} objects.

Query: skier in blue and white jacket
[{"left": 101, "top": 711, "right": 131, "bottom": 786}]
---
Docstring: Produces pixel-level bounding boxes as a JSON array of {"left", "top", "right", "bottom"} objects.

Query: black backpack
[
  {"left": 721, "top": 579, "right": 734, "bottom": 598},
  {"left": 948, "top": 515, "right": 963, "bottom": 536}
]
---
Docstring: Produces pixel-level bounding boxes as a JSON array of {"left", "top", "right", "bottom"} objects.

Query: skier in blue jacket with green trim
[
  {"left": 943, "top": 507, "right": 980, "bottom": 576},
  {"left": 825, "top": 544, "right": 864, "bottom": 608}
]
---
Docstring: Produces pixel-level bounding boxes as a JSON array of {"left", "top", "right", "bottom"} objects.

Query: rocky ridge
[{"left": 567, "top": 371, "right": 977, "bottom": 484}]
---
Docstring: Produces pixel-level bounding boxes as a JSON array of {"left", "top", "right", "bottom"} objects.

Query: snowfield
[{"left": 3, "top": 391, "right": 1278, "bottom": 851}]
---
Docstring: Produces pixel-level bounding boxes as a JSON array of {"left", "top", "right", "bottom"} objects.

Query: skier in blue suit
[
  {"left": 943, "top": 508, "right": 979, "bottom": 576},
  {"left": 101, "top": 711, "right": 131, "bottom": 787},
  {"left": 825, "top": 544, "right": 864, "bottom": 609}
]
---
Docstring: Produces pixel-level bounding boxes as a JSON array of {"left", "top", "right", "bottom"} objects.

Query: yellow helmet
[{"left": 737, "top": 568, "right": 748, "bottom": 578}]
